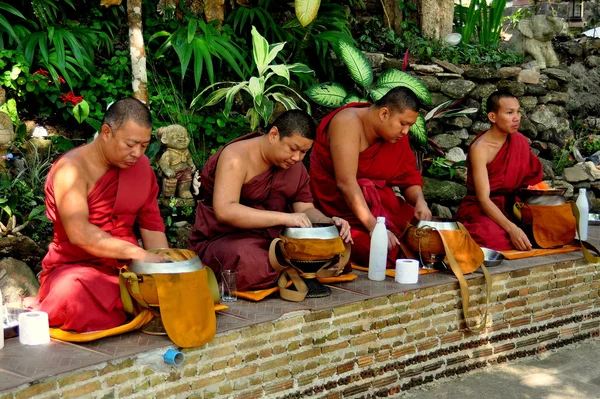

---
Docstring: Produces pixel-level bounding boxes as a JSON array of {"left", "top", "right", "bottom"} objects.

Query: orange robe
[
  {"left": 188, "top": 132, "right": 314, "bottom": 291},
  {"left": 309, "top": 103, "right": 423, "bottom": 267},
  {"left": 28, "top": 156, "right": 164, "bottom": 332},
  {"left": 455, "top": 132, "right": 543, "bottom": 250}
]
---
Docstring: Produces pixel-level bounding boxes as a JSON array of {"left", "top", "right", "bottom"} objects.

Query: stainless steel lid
[
  {"left": 129, "top": 248, "right": 204, "bottom": 274},
  {"left": 519, "top": 188, "right": 567, "bottom": 206},
  {"left": 280, "top": 224, "right": 339, "bottom": 239},
  {"left": 416, "top": 220, "right": 459, "bottom": 231}
]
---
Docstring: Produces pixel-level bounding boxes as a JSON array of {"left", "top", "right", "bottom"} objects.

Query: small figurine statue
[
  {"left": 157, "top": 124, "right": 196, "bottom": 199},
  {"left": 512, "top": 13, "right": 564, "bottom": 69}
]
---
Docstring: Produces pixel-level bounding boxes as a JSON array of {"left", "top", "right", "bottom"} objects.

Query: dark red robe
[
  {"left": 28, "top": 155, "right": 165, "bottom": 333},
  {"left": 455, "top": 132, "right": 543, "bottom": 250},
  {"left": 188, "top": 132, "right": 314, "bottom": 291},
  {"left": 309, "top": 103, "right": 423, "bottom": 267}
]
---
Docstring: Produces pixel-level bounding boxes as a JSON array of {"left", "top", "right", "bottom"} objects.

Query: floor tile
[
  {"left": 0, "top": 370, "right": 30, "bottom": 391},
  {"left": 76, "top": 331, "right": 170, "bottom": 358}
]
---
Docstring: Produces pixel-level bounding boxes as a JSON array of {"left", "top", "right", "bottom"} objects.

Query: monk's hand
[
  {"left": 286, "top": 213, "right": 313, "bottom": 228},
  {"left": 141, "top": 250, "right": 167, "bottom": 263},
  {"left": 414, "top": 200, "right": 432, "bottom": 221},
  {"left": 387, "top": 230, "right": 400, "bottom": 250},
  {"left": 509, "top": 225, "right": 533, "bottom": 251},
  {"left": 331, "top": 217, "right": 353, "bottom": 244}
]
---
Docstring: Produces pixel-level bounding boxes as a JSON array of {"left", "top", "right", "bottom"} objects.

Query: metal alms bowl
[
  {"left": 416, "top": 219, "right": 459, "bottom": 231},
  {"left": 280, "top": 223, "right": 340, "bottom": 239},
  {"left": 519, "top": 188, "right": 567, "bottom": 206},
  {"left": 481, "top": 247, "right": 505, "bottom": 267},
  {"left": 129, "top": 248, "right": 204, "bottom": 274}
]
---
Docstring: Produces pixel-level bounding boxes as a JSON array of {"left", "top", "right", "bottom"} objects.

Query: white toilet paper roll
[
  {"left": 19, "top": 311, "right": 50, "bottom": 345},
  {"left": 395, "top": 259, "right": 419, "bottom": 284}
]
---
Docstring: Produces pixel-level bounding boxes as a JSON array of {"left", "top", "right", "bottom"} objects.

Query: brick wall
[{"left": 5, "top": 258, "right": 600, "bottom": 399}]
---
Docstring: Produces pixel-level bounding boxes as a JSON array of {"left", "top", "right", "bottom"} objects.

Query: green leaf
[
  {"left": 295, "top": 0, "right": 321, "bottom": 27},
  {"left": 248, "top": 76, "right": 264, "bottom": 104},
  {"left": 338, "top": 40, "right": 372, "bottom": 89},
  {"left": 270, "top": 92, "right": 299, "bottom": 110},
  {"left": 73, "top": 99, "right": 89, "bottom": 123},
  {"left": 145, "top": 141, "right": 161, "bottom": 160},
  {"left": 342, "top": 94, "right": 361, "bottom": 105},
  {"left": 305, "top": 82, "right": 347, "bottom": 108},
  {"left": 27, "top": 205, "right": 47, "bottom": 222},
  {"left": 409, "top": 115, "right": 427, "bottom": 148},
  {"left": 287, "top": 63, "right": 314, "bottom": 75},
  {"left": 251, "top": 26, "right": 269, "bottom": 76},
  {"left": 368, "top": 87, "right": 389, "bottom": 102},
  {"left": 376, "top": 69, "right": 431, "bottom": 105},
  {"left": 267, "top": 64, "right": 290, "bottom": 83}
]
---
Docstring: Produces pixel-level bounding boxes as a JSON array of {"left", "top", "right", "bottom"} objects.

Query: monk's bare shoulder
[{"left": 328, "top": 108, "right": 363, "bottom": 139}]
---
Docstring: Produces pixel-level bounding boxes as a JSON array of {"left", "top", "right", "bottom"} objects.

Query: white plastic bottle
[
  {"left": 0, "top": 289, "right": 4, "bottom": 349},
  {"left": 368, "top": 217, "right": 388, "bottom": 281},
  {"left": 576, "top": 188, "right": 589, "bottom": 241}
]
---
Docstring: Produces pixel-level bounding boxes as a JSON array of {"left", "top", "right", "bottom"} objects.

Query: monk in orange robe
[
  {"left": 455, "top": 90, "right": 543, "bottom": 251},
  {"left": 189, "top": 110, "right": 352, "bottom": 291},
  {"left": 26, "top": 98, "right": 168, "bottom": 333},
  {"left": 310, "top": 87, "right": 432, "bottom": 267}
]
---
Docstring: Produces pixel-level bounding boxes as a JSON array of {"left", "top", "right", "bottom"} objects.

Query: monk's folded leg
[
  {"left": 35, "top": 264, "right": 127, "bottom": 333},
  {"left": 462, "top": 215, "right": 514, "bottom": 251},
  {"left": 350, "top": 228, "right": 401, "bottom": 269},
  {"left": 200, "top": 233, "right": 279, "bottom": 291}
]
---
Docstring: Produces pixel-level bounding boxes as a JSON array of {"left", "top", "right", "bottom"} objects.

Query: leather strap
[
  {"left": 570, "top": 202, "right": 600, "bottom": 263},
  {"left": 438, "top": 224, "right": 492, "bottom": 333}
]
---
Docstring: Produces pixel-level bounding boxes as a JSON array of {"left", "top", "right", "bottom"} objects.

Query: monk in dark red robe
[
  {"left": 310, "top": 87, "right": 432, "bottom": 267},
  {"left": 26, "top": 99, "right": 167, "bottom": 333},
  {"left": 189, "top": 110, "right": 352, "bottom": 291},
  {"left": 455, "top": 91, "right": 543, "bottom": 251}
]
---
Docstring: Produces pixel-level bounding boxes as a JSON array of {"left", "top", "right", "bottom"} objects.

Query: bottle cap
[
  {"left": 579, "top": 188, "right": 587, "bottom": 194},
  {"left": 376, "top": 217, "right": 386, "bottom": 223}
]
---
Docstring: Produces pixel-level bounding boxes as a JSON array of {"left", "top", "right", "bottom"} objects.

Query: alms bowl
[
  {"left": 481, "top": 247, "right": 505, "bottom": 267},
  {"left": 416, "top": 219, "right": 459, "bottom": 231},
  {"left": 281, "top": 224, "right": 339, "bottom": 239}
]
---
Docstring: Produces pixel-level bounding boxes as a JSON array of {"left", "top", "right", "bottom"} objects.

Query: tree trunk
[
  {"left": 381, "top": 0, "right": 403, "bottom": 34},
  {"left": 420, "top": 0, "right": 454, "bottom": 40},
  {"left": 127, "top": 0, "right": 149, "bottom": 104},
  {"left": 204, "top": 0, "right": 226, "bottom": 25}
]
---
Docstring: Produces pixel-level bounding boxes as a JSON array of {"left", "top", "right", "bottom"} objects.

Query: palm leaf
[
  {"left": 338, "top": 39, "right": 372, "bottom": 89},
  {"left": 376, "top": 69, "right": 432, "bottom": 105},
  {"left": 305, "top": 82, "right": 347, "bottom": 108}
]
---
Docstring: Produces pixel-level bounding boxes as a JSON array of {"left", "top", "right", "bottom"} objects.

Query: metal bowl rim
[
  {"left": 281, "top": 224, "right": 340, "bottom": 239},
  {"left": 130, "top": 249, "right": 204, "bottom": 274}
]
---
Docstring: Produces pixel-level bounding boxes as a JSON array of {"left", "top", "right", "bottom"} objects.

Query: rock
[
  {"left": 546, "top": 104, "right": 568, "bottom": 119},
  {"left": 450, "top": 128, "right": 469, "bottom": 140},
  {"left": 552, "top": 179, "right": 574, "bottom": 198},
  {"left": 517, "top": 69, "right": 541, "bottom": 84},
  {"left": 0, "top": 236, "right": 46, "bottom": 272},
  {"left": 466, "top": 135, "right": 477, "bottom": 146},
  {"left": 173, "top": 222, "right": 193, "bottom": 250},
  {"left": 496, "top": 80, "right": 526, "bottom": 96},
  {"left": 436, "top": 73, "right": 463, "bottom": 79},
  {"left": 464, "top": 67, "right": 500, "bottom": 80},
  {"left": 526, "top": 84, "right": 548, "bottom": 96},
  {"left": 529, "top": 105, "right": 569, "bottom": 134},
  {"left": 559, "top": 41, "right": 584, "bottom": 57},
  {"left": 423, "top": 177, "right": 467, "bottom": 203},
  {"left": 586, "top": 55, "right": 600, "bottom": 67},
  {"left": 363, "top": 52, "right": 385, "bottom": 69},
  {"left": 519, "top": 116, "right": 538, "bottom": 139},
  {"left": 538, "top": 91, "right": 569, "bottom": 105},
  {"left": 429, "top": 92, "right": 452, "bottom": 108},
  {"left": 563, "top": 161, "right": 600, "bottom": 182},
  {"left": 430, "top": 134, "right": 462, "bottom": 150},
  {"left": 497, "top": 66, "right": 522, "bottom": 78},
  {"left": 521, "top": 60, "right": 539, "bottom": 69},
  {"left": 539, "top": 157, "right": 555, "bottom": 180},
  {"left": 445, "top": 147, "right": 466, "bottom": 162},
  {"left": 519, "top": 96, "right": 538, "bottom": 111},
  {"left": 382, "top": 58, "right": 404, "bottom": 70},
  {"left": 453, "top": 166, "right": 467, "bottom": 184},
  {"left": 417, "top": 75, "right": 441, "bottom": 92},
  {"left": 445, "top": 116, "right": 473, "bottom": 128},
  {"left": 0, "top": 257, "right": 40, "bottom": 304},
  {"left": 0, "top": 86, "right": 5, "bottom": 106},
  {"left": 468, "top": 83, "right": 497, "bottom": 100},
  {"left": 470, "top": 121, "right": 490, "bottom": 134},
  {"left": 0, "top": 112, "right": 14, "bottom": 153},
  {"left": 546, "top": 79, "right": 562, "bottom": 91},
  {"left": 543, "top": 68, "right": 571, "bottom": 82},
  {"left": 411, "top": 64, "right": 444, "bottom": 74},
  {"left": 431, "top": 203, "right": 453, "bottom": 219},
  {"left": 440, "top": 79, "right": 476, "bottom": 99},
  {"left": 432, "top": 58, "right": 464, "bottom": 75}
]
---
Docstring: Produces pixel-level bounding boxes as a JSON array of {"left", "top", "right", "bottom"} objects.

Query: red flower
[
  {"left": 32, "top": 69, "right": 65, "bottom": 84},
  {"left": 59, "top": 91, "right": 84, "bottom": 107}
]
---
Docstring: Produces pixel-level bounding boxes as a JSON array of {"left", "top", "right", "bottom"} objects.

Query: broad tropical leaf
[
  {"left": 73, "top": 100, "right": 89, "bottom": 124},
  {"left": 338, "top": 40, "right": 372, "bottom": 89},
  {"left": 368, "top": 87, "right": 389, "bottom": 102},
  {"left": 295, "top": 0, "right": 321, "bottom": 27},
  {"left": 251, "top": 26, "right": 269, "bottom": 75},
  {"left": 409, "top": 115, "right": 427, "bottom": 148},
  {"left": 267, "top": 64, "right": 290, "bottom": 83},
  {"left": 270, "top": 92, "right": 300, "bottom": 111},
  {"left": 342, "top": 94, "right": 361, "bottom": 105},
  {"left": 305, "top": 82, "right": 347, "bottom": 108},
  {"left": 376, "top": 69, "right": 432, "bottom": 105}
]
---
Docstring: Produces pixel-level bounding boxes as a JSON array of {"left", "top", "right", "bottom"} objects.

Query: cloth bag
[
  {"left": 269, "top": 235, "right": 350, "bottom": 301},
  {"left": 513, "top": 202, "right": 576, "bottom": 248},
  {"left": 401, "top": 222, "right": 491, "bottom": 332}
]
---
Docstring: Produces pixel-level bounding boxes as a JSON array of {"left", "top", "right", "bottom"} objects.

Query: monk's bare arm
[
  {"left": 470, "top": 144, "right": 532, "bottom": 250},
  {"left": 139, "top": 228, "right": 169, "bottom": 250},
  {"left": 212, "top": 148, "right": 311, "bottom": 228},
  {"left": 403, "top": 185, "right": 432, "bottom": 221},
  {"left": 293, "top": 202, "right": 352, "bottom": 243},
  {"left": 328, "top": 114, "right": 377, "bottom": 232},
  {"left": 53, "top": 161, "right": 158, "bottom": 261}
]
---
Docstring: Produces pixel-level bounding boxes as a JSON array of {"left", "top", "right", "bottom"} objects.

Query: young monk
[
  {"left": 27, "top": 98, "right": 168, "bottom": 332},
  {"left": 188, "top": 110, "right": 352, "bottom": 292},
  {"left": 455, "top": 90, "right": 543, "bottom": 251},
  {"left": 309, "top": 86, "right": 432, "bottom": 268}
]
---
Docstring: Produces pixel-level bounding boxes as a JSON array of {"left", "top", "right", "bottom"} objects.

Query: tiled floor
[{"left": 0, "top": 227, "right": 598, "bottom": 392}]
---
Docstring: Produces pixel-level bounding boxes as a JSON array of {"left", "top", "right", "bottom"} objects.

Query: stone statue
[
  {"left": 0, "top": 111, "right": 14, "bottom": 158},
  {"left": 157, "top": 124, "right": 196, "bottom": 199},
  {"left": 513, "top": 13, "right": 564, "bottom": 69}
]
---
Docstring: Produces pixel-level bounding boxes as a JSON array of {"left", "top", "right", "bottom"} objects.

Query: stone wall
[{"left": 4, "top": 259, "right": 600, "bottom": 399}]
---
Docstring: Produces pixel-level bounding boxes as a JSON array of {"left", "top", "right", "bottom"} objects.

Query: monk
[
  {"left": 27, "top": 98, "right": 168, "bottom": 333},
  {"left": 310, "top": 87, "right": 432, "bottom": 267},
  {"left": 188, "top": 110, "right": 352, "bottom": 292},
  {"left": 455, "top": 90, "right": 543, "bottom": 251}
]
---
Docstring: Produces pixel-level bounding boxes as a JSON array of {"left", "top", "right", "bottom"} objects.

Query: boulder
[
  {"left": 0, "top": 257, "right": 39, "bottom": 304},
  {"left": 430, "top": 134, "right": 462, "bottom": 150},
  {"left": 585, "top": 55, "right": 600, "bottom": 67},
  {"left": 431, "top": 203, "right": 453, "bottom": 219},
  {"left": 449, "top": 128, "right": 469, "bottom": 140},
  {"left": 563, "top": 161, "right": 600, "bottom": 182},
  {"left": 0, "top": 236, "right": 46, "bottom": 272},
  {"left": 440, "top": 79, "right": 476, "bottom": 99},
  {"left": 411, "top": 64, "right": 444, "bottom": 74},
  {"left": 517, "top": 69, "right": 541, "bottom": 84},
  {"left": 433, "top": 58, "right": 464, "bottom": 75},
  {"left": 496, "top": 80, "right": 526, "bottom": 96},
  {"left": 471, "top": 121, "right": 491, "bottom": 134},
  {"left": 497, "top": 67, "right": 522, "bottom": 78},
  {"left": 526, "top": 84, "right": 548, "bottom": 96},
  {"left": 423, "top": 177, "right": 467, "bottom": 203},
  {"left": 445, "top": 147, "right": 466, "bottom": 162},
  {"left": 417, "top": 75, "right": 441, "bottom": 92},
  {"left": 445, "top": 116, "right": 473, "bottom": 129},
  {"left": 519, "top": 116, "right": 538, "bottom": 139},
  {"left": 543, "top": 68, "right": 571, "bottom": 82},
  {"left": 539, "top": 158, "right": 556, "bottom": 180},
  {"left": 519, "top": 96, "right": 538, "bottom": 111},
  {"left": 464, "top": 67, "right": 500, "bottom": 80},
  {"left": 468, "top": 83, "right": 497, "bottom": 100}
]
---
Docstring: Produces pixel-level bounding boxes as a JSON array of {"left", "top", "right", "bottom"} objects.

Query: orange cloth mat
[
  {"left": 351, "top": 263, "right": 439, "bottom": 278},
  {"left": 232, "top": 273, "right": 359, "bottom": 302},
  {"left": 500, "top": 245, "right": 581, "bottom": 260}
]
